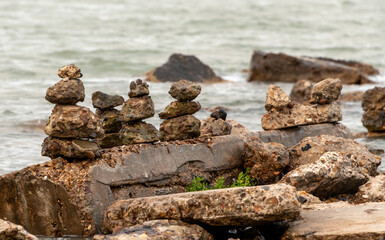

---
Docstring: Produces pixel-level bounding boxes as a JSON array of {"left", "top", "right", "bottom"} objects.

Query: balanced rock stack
[
  {"left": 201, "top": 108, "right": 232, "bottom": 136},
  {"left": 159, "top": 79, "right": 201, "bottom": 141},
  {"left": 361, "top": 87, "right": 385, "bottom": 132},
  {"left": 261, "top": 78, "right": 343, "bottom": 130},
  {"left": 42, "top": 64, "right": 103, "bottom": 160},
  {"left": 92, "top": 91, "right": 124, "bottom": 148},
  {"left": 119, "top": 79, "right": 159, "bottom": 144}
]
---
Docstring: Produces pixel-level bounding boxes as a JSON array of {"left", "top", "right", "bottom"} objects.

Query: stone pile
[
  {"left": 119, "top": 79, "right": 159, "bottom": 144},
  {"left": 361, "top": 87, "right": 385, "bottom": 132},
  {"left": 159, "top": 79, "right": 202, "bottom": 141},
  {"left": 42, "top": 64, "right": 103, "bottom": 160},
  {"left": 92, "top": 91, "right": 124, "bottom": 148},
  {"left": 201, "top": 108, "right": 232, "bottom": 136}
]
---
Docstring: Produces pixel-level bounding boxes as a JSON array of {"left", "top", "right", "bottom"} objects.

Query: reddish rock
[
  {"left": 160, "top": 115, "right": 201, "bottom": 141},
  {"left": 120, "top": 121, "right": 159, "bottom": 144},
  {"left": 58, "top": 64, "right": 83, "bottom": 79},
  {"left": 168, "top": 79, "right": 202, "bottom": 101},
  {"left": 289, "top": 80, "right": 313, "bottom": 104},
  {"left": 200, "top": 117, "right": 232, "bottom": 137},
  {"left": 120, "top": 96, "right": 155, "bottom": 122},
  {"left": 309, "top": 78, "right": 342, "bottom": 104},
  {"left": 92, "top": 91, "right": 124, "bottom": 110},
  {"left": 265, "top": 85, "right": 292, "bottom": 111},
  {"left": 128, "top": 79, "right": 149, "bottom": 98},
  {"left": 42, "top": 137, "right": 101, "bottom": 160},
  {"left": 45, "top": 79, "right": 85, "bottom": 105},
  {"left": 158, "top": 101, "right": 201, "bottom": 119},
  {"left": 96, "top": 109, "right": 122, "bottom": 133}
]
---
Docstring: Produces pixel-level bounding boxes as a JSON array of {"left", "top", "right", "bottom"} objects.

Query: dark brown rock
[
  {"left": 314, "top": 56, "right": 380, "bottom": 75},
  {"left": 45, "top": 79, "right": 85, "bottom": 105},
  {"left": 42, "top": 137, "right": 101, "bottom": 160},
  {"left": 145, "top": 53, "right": 224, "bottom": 83},
  {"left": 339, "top": 91, "right": 364, "bottom": 102},
  {"left": 362, "top": 87, "right": 385, "bottom": 111},
  {"left": 96, "top": 109, "right": 122, "bottom": 133},
  {"left": 158, "top": 101, "right": 201, "bottom": 119},
  {"left": 120, "top": 96, "right": 155, "bottom": 122},
  {"left": 0, "top": 219, "right": 38, "bottom": 240},
  {"left": 120, "top": 121, "right": 159, "bottom": 144},
  {"left": 58, "top": 64, "right": 82, "bottom": 79},
  {"left": 362, "top": 110, "right": 385, "bottom": 132},
  {"left": 289, "top": 80, "right": 313, "bottom": 104},
  {"left": 309, "top": 78, "right": 342, "bottom": 104},
  {"left": 210, "top": 108, "right": 227, "bottom": 120},
  {"left": 128, "top": 79, "right": 149, "bottom": 98},
  {"left": 201, "top": 117, "right": 232, "bottom": 137},
  {"left": 160, "top": 115, "right": 201, "bottom": 141},
  {"left": 168, "top": 79, "right": 201, "bottom": 101},
  {"left": 265, "top": 85, "right": 292, "bottom": 111},
  {"left": 92, "top": 91, "right": 124, "bottom": 110},
  {"left": 97, "top": 133, "right": 123, "bottom": 148}
]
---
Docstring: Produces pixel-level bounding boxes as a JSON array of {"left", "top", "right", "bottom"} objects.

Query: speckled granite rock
[
  {"left": 120, "top": 122, "right": 159, "bottom": 144},
  {"left": 168, "top": 79, "right": 201, "bottom": 101},
  {"left": 58, "top": 64, "right": 83, "bottom": 79},
  {"left": 42, "top": 137, "right": 101, "bottom": 160},
  {"left": 200, "top": 117, "right": 232, "bottom": 137},
  {"left": 96, "top": 109, "right": 122, "bottom": 133},
  {"left": 355, "top": 174, "right": 385, "bottom": 203},
  {"left": 309, "top": 78, "right": 342, "bottom": 104},
  {"left": 160, "top": 115, "right": 201, "bottom": 141},
  {"left": 92, "top": 91, "right": 124, "bottom": 110},
  {"left": 265, "top": 85, "right": 292, "bottom": 111},
  {"left": 120, "top": 96, "right": 155, "bottom": 122},
  {"left": 45, "top": 79, "right": 85, "bottom": 105},
  {"left": 158, "top": 101, "right": 201, "bottom": 119},
  {"left": 0, "top": 219, "right": 38, "bottom": 240},
  {"left": 128, "top": 79, "right": 149, "bottom": 98},
  {"left": 289, "top": 80, "right": 313, "bottom": 104}
]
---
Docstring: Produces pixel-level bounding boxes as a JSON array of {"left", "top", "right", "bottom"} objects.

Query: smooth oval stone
[{"left": 168, "top": 79, "right": 201, "bottom": 101}]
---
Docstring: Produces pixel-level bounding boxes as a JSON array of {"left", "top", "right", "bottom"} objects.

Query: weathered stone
[
  {"left": 95, "top": 220, "right": 213, "bottom": 240},
  {"left": 261, "top": 102, "right": 342, "bottom": 130},
  {"left": 158, "top": 101, "right": 201, "bottom": 119},
  {"left": 58, "top": 64, "right": 82, "bottom": 79},
  {"left": 283, "top": 202, "right": 385, "bottom": 239},
  {"left": 314, "top": 56, "right": 380, "bottom": 75},
  {"left": 201, "top": 117, "right": 232, "bottom": 137},
  {"left": 265, "top": 85, "right": 292, "bottom": 111},
  {"left": 210, "top": 108, "right": 227, "bottom": 120},
  {"left": 120, "top": 121, "right": 159, "bottom": 144},
  {"left": 309, "top": 78, "right": 342, "bottom": 104},
  {"left": 243, "top": 137, "right": 289, "bottom": 184},
  {"left": 160, "top": 115, "right": 201, "bottom": 141},
  {"left": 97, "top": 133, "right": 123, "bottom": 149},
  {"left": 44, "top": 105, "right": 104, "bottom": 139},
  {"left": 102, "top": 184, "right": 300, "bottom": 233},
  {"left": 339, "top": 91, "right": 363, "bottom": 102},
  {"left": 92, "top": 91, "right": 124, "bottom": 110},
  {"left": 168, "top": 79, "right": 202, "bottom": 101},
  {"left": 289, "top": 80, "right": 313, "bottom": 104},
  {"left": 42, "top": 137, "right": 101, "bottom": 160},
  {"left": 288, "top": 135, "right": 381, "bottom": 176},
  {"left": 247, "top": 51, "right": 373, "bottom": 84},
  {"left": 355, "top": 174, "right": 385, "bottom": 203},
  {"left": 362, "top": 87, "right": 385, "bottom": 111},
  {"left": 281, "top": 152, "right": 369, "bottom": 199},
  {"left": 0, "top": 219, "right": 38, "bottom": 240},
  {"left": 227, "top": 120, "right": 252, "bottom": 137},
  {"left": 145, "top": 53, "right": 224, "bottom": 83},
  {"left": 362, "top": 110, "right": 385, "bottom": 132},
  {"left": 96, "top": 109, "right": 122, "bottom": 133},
  {"left": 128, "top": 79, "right": 149, "bottom": 98},
  {"left": 296, "top": 191, "right": 322, "bottom": 205},
  {"left": 120, "top": 96, "right": 155, "bottom": 122},
  {"left": 45, "top": 79, "right": 85, "bottom": 105}
]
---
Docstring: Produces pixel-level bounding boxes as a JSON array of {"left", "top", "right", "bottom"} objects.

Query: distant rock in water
[
  {"left": 339, "top": 91, "right": 364, "bottom": 102},
  {"left": 247, "top": 50, "right": 378, "bottom": 84},
  {"left": 146, "top": 53, "right": 224, "bottom": 83},
  {"left": 361, "top": 87, "right": 385, "bottom": 132}
]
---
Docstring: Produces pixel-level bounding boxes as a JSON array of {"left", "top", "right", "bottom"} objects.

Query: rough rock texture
[
  {"left": 200, "top": 117, "right": 232, "bottom": 137},
  {"left": 128, "top": 79, "right": 149, "bottom": 98},
  {"left": 288, "top": 135, "right": 381, "bottom": 176},
  {"left": 210, "top": 108, "right": 227, "bottom": 120},
  {"left": 261, "top": 102, "right": 342, "bottom": 130},
  {"left": 243, "top": 137, "right": 289, "bottom": 184},
  {"left": 296, "top": 191, "right": 322, "bottom": 205},
  {"left": 228, "top": 120, "right": 252, "bottom": 137},
  {"left": 92, "top": 91, "right": 124, "bottom": 110},
  {"left": 339, "top": 91, "right": 363, "bottom": 102},
  {"left": 313, "top": 56, "right": 380, "bottom": 75},
  {"left": 102, "top": 184, "right": 300, "bottom": 233},
  {"left": 362, "top": 110, "right": 385, "bottom": 132},
  {"left": 362, "top": 87, "right": 385, "bottom": 111},
  {"left": 120, "top": 121, "right": 159, "bottom": 144},
  {"left": 289, "top": 80, "right": 313, "bottom": 104},
  {"left": 309, "top": 78, "right": 342, "bottom": 104},
  {"left": 96, "top": 109, "right": 122, "bottom": 133},
  {"left": 58, "top": 64, "right": 83, "bottom": 79},
  {"left": 42, "top": 137, "right": 101, "bottom": 160},
  {"left": 0, "top": 219, "right": 38, "bottom": 240},
  {"left": 97, "top": 133, "right": 123, "bottom": 149},
  {"left": 45, "top": 79, "right": 85, "bottom": 105},
  {"left": 355, "top": 174, "right": 385, "bottom": 203},
  {"left": 44, "top": 105, "right": 104, "bottom": 139},
  {"left": 265, "top": 85, "right": 292, "bottom": 111},
  {"left": 120, "top": 96, "right": 155, "bottom": 122},
  {"left": 145, "top": 53, "right": 224, "bottom": 83},
  {"left": 281, "top": 152, "right": 369, "bottom": 199},
  {"left": 158, "top": 101, "right": 201, "bottom": 119},
  {"left": 168, "top": 79, "right": 202, "bottom": 101},
  {"left": 160, "top": 115, "right": 201, "bottom": 141},
  {"left": 95, "top": 220, "right": 213, "bottom": 240},
  {"left": 247, "top": 51, "right": 373, "bottom": 84},
  {"left": 283, "top": 202, "right": 385, "bottom": 239}
]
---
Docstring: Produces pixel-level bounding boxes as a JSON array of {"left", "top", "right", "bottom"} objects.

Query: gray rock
[
  {"left": 42, "top": 137, "right": 101, "bottom": 160},
  {"left": 0, "top": 219, "right": 38, "bottom": 240},
  {"left": 309, "top": 78, "right": 342, "bottom": 104},
  {"left": 160, "top": 115, "right": 201, "bottom": 141},
  {"left": 45, "top": 79, "right": 85, "bottom": 105},
  {"left": 120, "top": 121, "right": 159, "bottom": 144},
  {"left": 58, "top": 64, "right": 83, "bottom": 79},
  {"left": 92, "top": 91, "right": 124, "bottom": 110},
  {"left": 120, "top": 96, "right": 155, "bottom": 122},
  {"left": 128, "top": 79, "right": 149, "bottom": 98},
  {"left": 168, "top": 79, "right": 201, "bottom": 101},
  {"left": 265, "top": 85, "right": 292, "bottom": 111}
]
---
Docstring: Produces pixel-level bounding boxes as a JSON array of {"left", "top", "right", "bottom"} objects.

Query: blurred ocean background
[{"left": 0, "top": 0, "right": 385, "bottom": 175}]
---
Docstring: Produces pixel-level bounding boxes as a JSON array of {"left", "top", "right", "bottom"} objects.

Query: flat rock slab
[
  {"left": 283, "top": 202, "right": 385, "bottom": 239},
  {"left": 102, "top": 184, "right": 300, "bottom": 233}
]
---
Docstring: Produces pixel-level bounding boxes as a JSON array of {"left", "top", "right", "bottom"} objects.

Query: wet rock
[
  {"left": 96, "top": 109, "right": 122, "bottom": 133},
  {"left": 0, "top": 219, "right": 38, "bottom": 240},
  {"left": 243, "top": 137, "right": 289, "bottom": 184},
  {"left": 289, "top": 80, "right": 313, "bottom": 104},
  {"left": 120, "top": 96, "right": 155, "bottom": 122},
  {"left": 247, "top": 50, "right": 373, "bottom": 84},
  {"left": 355, "top": 174, "right": 385, "bottom": 203},
  {"left": 265, "top": 85, "right": 292, "bottom": 111},
  {"left": 296, "top": 191, "right": 322, "bottom": 205},
  {"left": 45, "top": 79, "right": 85, "bottom": 105},
  {"left": 128, "top": 79, "right": 149, "bottom": 98},
  {"left": 158, "top": 101, "right": 201, "bottom": 119},
  {"left": 362, "top": 87, "right": 385, "bottom": 111},
  {"left": 97, "top": 133, "right": 123, "bottom": 148},
  {"left": 168, "top": 79, "right": 202, "bottom": 101},
  {"left": 95, "top": 220, "right": 213, "bottom": 240},
  {"left": 200, "top": 117, "right": 232, "bottom": 137},
  {"left": 42, "top": 137, "right": 101, "bottom": 160},
  {"left": 92, "top": 91, "right": 124, "bottom": 110},
  {"left": 339, "top": 90, "right": 363, "bottom": 102},
  {"left": 44, "top": 105, "right": 104, "bottom": 139},
  {"left": 309, "top": 78, "right": 342, "bottom": 104},
  {"left": 145, "top": 53, "right": 224, "bottom": 83},
  {"left": 281, "top": 152, "right": 369, "bottom": 199},
  {"left": 58, "top": 64, "right": 83, "bottom": 79},
  {"left": 210, "top": 108, "right": 227, "bottom": 120},
  {"left": 288, "top": 135, "right": 381, "bottom": 176},
  {"left": 120, "top": 121, "right": 159, "bottom": 144},
  {"left": 160, "top": 115, "right": 201, "bottom": 141},
  {"left": 362, "top": 110, "right": 385, "bottom": 132},
  {"left": 102, "top": 184, "right": 300, "bottom": 232},
  {"left": 261, "top": 102, "right": 342, "bottom": 130}
]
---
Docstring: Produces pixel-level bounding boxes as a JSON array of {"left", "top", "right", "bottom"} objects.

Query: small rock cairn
[
  {"left": 201, "top": 108, "right": 232, "bottom": 136},
  {"left": 361, "top": 87, "right": 385, "bottom": 133},
  {"left": 119, "top": 79, "right": 159, "bottom": 144},
  {"left": 159, "top": 79, "right": 201, "bottom": 141},
  {"left": 42, "top": 64, "right": 103, "bottom": 160}
]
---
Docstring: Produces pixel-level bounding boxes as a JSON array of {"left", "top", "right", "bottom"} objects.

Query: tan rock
[
  {"left": 296, "top": 191, "right": 322, "bottom": 205},
  {"left": 58, "top": 64, "right": 82, "bottom": 79},
  {"left": 339, "top": 91, "right": 363, "bottom": 102},
  {"left": 45, "top": 79, "right": 85, "bottom": 105},
  {"left": 355, "top": 174, "right": 385, "bottom": 203},
  {"left": 128, "top": 79, "right": 149, "bottom": 98},
  {"left": 168, "top": 79, "right": 201, "bottom": 101},
  {"left": 265, "top": 85, "right": 292, "bottom": 111},
  {"left": 96, "top": 109, "right": 122, "bottom": 133},
  {"left": 0, "top": 219, "right": 38, "bottom": 240},
  {"left": 200, "top": 117, "right": 232, "bottom": 137},
  {"left": 362, "top": 87, "right": 385, "bottom": 111},
  {"left": 120, "top": 121, "right": 159, "bottom": 144},
  {"left": 309, "top": 78, "right": 342, "bottom": 104},
  {"left": 92, "top": 91, "right": 124, "bottom": 110},
  {"left": 227, "top": 120, "right": 252, "bottom": 137},
  {"left": 158, "top": 101, "right": 201, "bottom": 119},
  {"left": 289, "top": 80, "right": 313, "bottom": 104},
  {"left": 160, "top": 115, "right": 201, "bottom": 141},
  {"left": 42, "top": 137, "right": 101, "bottom": 160},
  {"left": 120, "top": 96, "right": 155, "bottom": 122}
]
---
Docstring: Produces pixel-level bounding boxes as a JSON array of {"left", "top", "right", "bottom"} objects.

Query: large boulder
[
  {"left": 247, "top": 51, "right": 374, "bottom": 84},
  {"left": 309, "top": 78, "right": 342, "bottom": 104},
  {"left": 168, "top": 79, "right": 202, "bottom": 101},
  {"left": 313, "top": 56, "right": 380, "bottom": 75},
  {"left": 92, "top": 91, "right": 124, "bottom": 110},
  {"left": 160, "top": 115, "right": 201, "bottom": 141},
  {"left": 289, "top": 80, "right": 313, "bottom": 104},
  {"left": 0, "top": 219, "right": 38, "bottom": 240},
  {"left": 42, "top": 137, "right": 101, "bottom": 160},
  {"left": 146, "top": 54, "right": 224, "bottom": 83},
  {"left": 355, "top": 174, "right": 385, "bottom": 203},
  {"left": 158, "top": 101, "right": 201, "bottom": 119},
  {"left": 119, "top": 96, "right": 155, "bottom": 122},
  {"left": 120, "top": 121, "right": 159, "bottom": 144},
  {"left": 102, "top": 184, "right": 300, "bottom": 233},
  {"left": 45, "top": 79, "right": 85, "bottom": 105}
]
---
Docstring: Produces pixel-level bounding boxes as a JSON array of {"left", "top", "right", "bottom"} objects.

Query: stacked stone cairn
[
  {"left": 42, "top": 64, "right": 103, "bottom": 160},
  {"left": 159, "top": 79, "right": 201, "bottom": 141},
  {"left": 361, "top": 87, "right": 385, "bottom": 133},
  {"left": 119, "top": 79, "right": 159, "bottom": 144},
  {"left": 92, "top": 91, "right": 124, "bottom": 148}
]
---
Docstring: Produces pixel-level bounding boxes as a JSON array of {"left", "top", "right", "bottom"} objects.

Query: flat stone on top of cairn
[
  {"left": 129, "top": 79, "right": 150, "bottom": 98},
  {"left": 58, "top": 64, "right": 83, "bottom": 79},
  {"left": 168, "top": 79, "right": 201, "bottom": 101},
  {"left": 92, "top": 91, "right": 124, "bottom": 110},
  {"left": 309, "top": 78, "right": 342, "bottom": 104}
]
